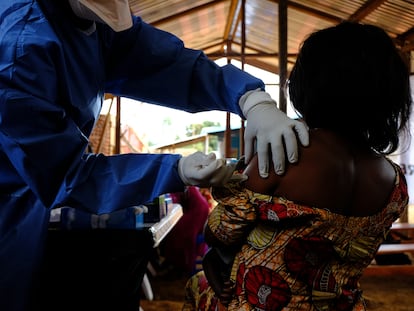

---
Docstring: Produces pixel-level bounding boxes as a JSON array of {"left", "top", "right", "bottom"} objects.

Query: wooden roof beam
[
  {"left": 397, "top": 27, "right": 414, "bottom": 46},
  {"left": 348, "top": 0, "right": 387, "bottom": 22},
  {"left": 207, "top": 51, "right": 298, "bottom": 58},
  {"left": 223, "top": 0, "right": 240, "bottom": 41}
]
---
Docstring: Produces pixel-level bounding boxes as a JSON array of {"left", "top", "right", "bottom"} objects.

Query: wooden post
[{"left": 278, "top": 0, "right": 288, "bottom": 113}]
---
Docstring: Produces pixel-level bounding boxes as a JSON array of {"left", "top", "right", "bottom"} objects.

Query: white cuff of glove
[{"left": 239, "top": 88, "right": 276, "bottom": 118}]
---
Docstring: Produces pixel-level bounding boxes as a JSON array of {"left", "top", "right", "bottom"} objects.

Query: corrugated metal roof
[{"left": 129, "top": 0, "right": 414, "bottom": 74}]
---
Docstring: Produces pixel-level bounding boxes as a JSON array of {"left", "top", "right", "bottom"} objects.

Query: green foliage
[
  {"left": 185, "top": 121, "right": 220, "bottom": 136},
  {"left": 185, "top": 121, "right": 221, "bottom": 152}
]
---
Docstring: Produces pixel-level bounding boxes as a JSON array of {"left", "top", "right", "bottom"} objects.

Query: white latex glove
[
  {"left": 240, "top": 89, "right": 309, "bottom": 177},
  {"left": 178, "top": 152, "right": 246, "bottom": 187}
]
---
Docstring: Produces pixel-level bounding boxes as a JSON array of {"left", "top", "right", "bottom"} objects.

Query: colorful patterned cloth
[{"left": 182, "top": 160, "right": 408, "bottom": 311}]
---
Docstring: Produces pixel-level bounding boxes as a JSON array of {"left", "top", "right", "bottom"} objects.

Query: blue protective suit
[{"left": 0, "top": 1, "right": 264, "bottom": 309}]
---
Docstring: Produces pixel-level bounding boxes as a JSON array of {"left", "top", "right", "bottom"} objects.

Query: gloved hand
[
  {"left": 240, "top": 89, "right": 309, "bottom": 177},
  {"left": 178, "top": 152, "right": 246, "bottom": 187}
]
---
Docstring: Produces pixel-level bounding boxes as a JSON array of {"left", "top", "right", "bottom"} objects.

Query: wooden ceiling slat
[
  {"left": 148, "top": 0, "right": 227, "bottom": 27},
  {"left": 271, "top": 0, "right": 344, "bottom": 24}
]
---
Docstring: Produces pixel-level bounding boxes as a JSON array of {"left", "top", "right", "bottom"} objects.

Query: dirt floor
[
  {"left": 140, "top": 264, "right": 414, "bottom": 311},
  {"left": 359, "top": 266, "right": 414, "bottom": 311}
]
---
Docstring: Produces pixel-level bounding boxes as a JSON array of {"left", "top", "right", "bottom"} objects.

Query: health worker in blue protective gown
[{"left": 0, "top": 1, "right": 309, "bottom": 310}]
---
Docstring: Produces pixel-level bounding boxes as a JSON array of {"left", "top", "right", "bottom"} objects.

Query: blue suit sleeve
[
  {"left": 0, "top": 87, "right": 185, "bottom": 213},
  {"left": 103, "top": 16, "right": 265, "bottom": 117}
]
